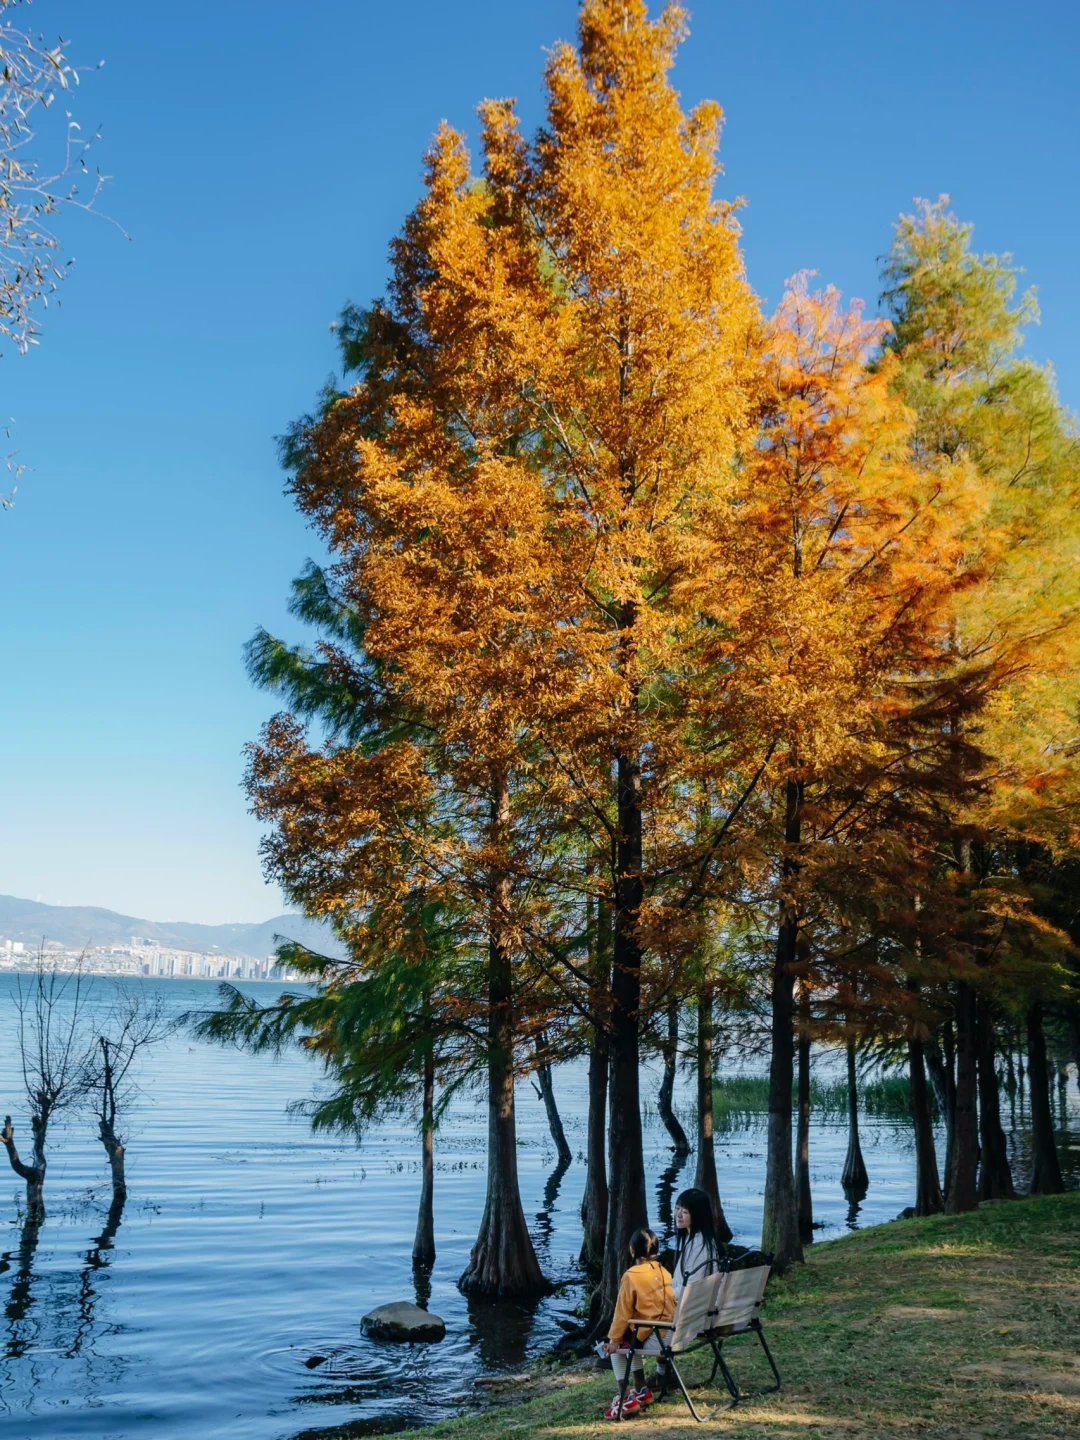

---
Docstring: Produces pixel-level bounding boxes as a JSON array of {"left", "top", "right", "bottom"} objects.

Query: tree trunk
[
  {"left": 580, "top": 1018, "right": 609, "bottom": 1271},
  {"left": 1026, "top": 1000, "right": 1064, "bottom": 1195},
  {"left": 96, "top": 1037, "right": 128, "bottom": 1205},
  {"left": 581, "top": 890, "right": 610, "bottom": 1272},
  {"left": 761, "top": 779, "right": 804, "bottom": 1269},
  {"left": 596, "top": 740, "right": 649, "bottom": 1317},
  {"left": 908, "top": 1033, "right": 944, "bottom": 1215},
  {"left": 946, "top": 982, "right": 979, "bottom": 1213},
  {"left": 1066, "top": 1011, "right": 1080, "bottom": 1089},
  {"left": 98, "top": 1120, "right": 127, "bottom": 1205},
  {"left": 459, "top": 769, "right": 548, "bottom": 1297},
  {"left": 533, "top": 1035, "right": 572, "bottom": 1168},
  {"left": 1005, "top": 1043, "right": 1018, "bottom": 1130},
  {"left": 412, "top": 1045, "right": 436, "bottom": 1266},
  {"left": 796, "top": 987, "right": 813, "bottom": 1245},
  {"left": 841, "top": 1039, "right": 869, "bottom": 1196},
  {"left": 694, "top": 986, "right": 732, "bottom": 1243},
  {"left": 975, "top": 994, "right": 1016, "bottom": 1201},
  {"left": 657, "top": 997, "right": 691, "bottom": 1155},
  {"left": 940, "top": 1019, "right": 957, "bottom": 1199},
  {"left": 2, "top": 1113, "right": 47, "bottom": 1223},
  {"left": 925, "top": 1035, "right": 954, "bottom": 1168}
]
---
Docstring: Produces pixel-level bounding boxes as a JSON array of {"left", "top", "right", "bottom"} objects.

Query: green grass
[
  {"left": 713, "top": 1074, "right": 931, "bottom": 1130},
  {"left": 327, "top": 1192, "right": 1080, "bottom": 1440}
]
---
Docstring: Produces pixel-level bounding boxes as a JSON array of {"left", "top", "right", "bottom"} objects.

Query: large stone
[{"left": 361, "top": 1301, "right": 446, "bottom": 1343}]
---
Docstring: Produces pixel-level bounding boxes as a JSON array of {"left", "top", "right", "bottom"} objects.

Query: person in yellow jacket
[{"left": 601, "top": 1228, "right": 675, "bottom": 1419}]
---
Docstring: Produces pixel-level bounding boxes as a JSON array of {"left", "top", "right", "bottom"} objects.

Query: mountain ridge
[{"left": 0, "top": 894, "right": 345, "bottom": 960}]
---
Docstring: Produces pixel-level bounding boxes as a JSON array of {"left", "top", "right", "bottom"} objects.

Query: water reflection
[
  {"left": 532, "top": 1155, "right": 571, "bottom": 1262},
  {"left": 466, "top": 1292, "right": 543, "bottom": 1370},
  {"left": 2, "top": 1217, "right": 41, "bottom": 1349},
  {"left": 843, "top": 1179, "right": 868, "bottom": 1230},
  {"left": 412, "top": 1259, "right": 433, "bottom": 1313},
  {"left": 655, "top": 1149, "right": 691, "bottom": 1249},
  {"left": 70, "top": 1197, "right": 125, "bottom": 1357}
]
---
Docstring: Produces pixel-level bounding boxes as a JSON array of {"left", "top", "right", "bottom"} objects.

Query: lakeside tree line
[{"left": 199, "top": 0, "right": 1080, "bottom": 1324}]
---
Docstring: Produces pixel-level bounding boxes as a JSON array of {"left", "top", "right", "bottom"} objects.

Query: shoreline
[{"left": 306, "top": 1192, "right": 1080, "bottom": 1440}]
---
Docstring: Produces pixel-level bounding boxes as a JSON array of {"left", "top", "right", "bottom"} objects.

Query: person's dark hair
[
  {"left": 674, "top": 1187, "right": 721, "bottom": 1274},
  {"left": 628, "top": 1227, "right": 660, "bottom": 1261}
]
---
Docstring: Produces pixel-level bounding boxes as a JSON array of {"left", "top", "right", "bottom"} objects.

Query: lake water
[{"left": 0, "top": 973, "right": 1076, "bottom": 1440}]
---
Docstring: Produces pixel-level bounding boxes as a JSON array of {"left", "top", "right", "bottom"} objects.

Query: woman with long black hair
[{"left": 672, "top": 1186, "right": 723, "bottom": 1298}]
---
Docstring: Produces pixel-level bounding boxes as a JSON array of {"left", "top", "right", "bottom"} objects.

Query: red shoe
[
  {"left": 635, "top": 1386, "right": 655, "bottom": 1408},
  {"left": 604, "top": 1390, "right": 641, "bottom": 1420}
]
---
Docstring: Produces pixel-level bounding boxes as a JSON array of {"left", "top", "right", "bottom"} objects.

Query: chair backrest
[
  {"left": 708, "top": 1264, "right": 770, "bottom": 1333},
  {"left": 669, "top": 1273, "right": 722, "bottom": 1352}
]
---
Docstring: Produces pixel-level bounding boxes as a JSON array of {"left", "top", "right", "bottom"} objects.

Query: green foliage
[{"left": 191, "top": 897, "right": 478, "bottom": 1138}]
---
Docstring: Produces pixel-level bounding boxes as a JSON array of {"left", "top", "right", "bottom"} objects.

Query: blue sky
[{"left": 2, "top": 0, "right": 1077, "bottom": 925}]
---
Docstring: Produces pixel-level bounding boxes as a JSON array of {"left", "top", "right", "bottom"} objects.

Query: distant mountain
[{"left": 0, "top": 894, "right": 346, "bottom": 960}]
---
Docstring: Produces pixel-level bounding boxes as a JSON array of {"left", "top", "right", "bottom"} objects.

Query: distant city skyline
[
  {"left": 0, "top": 937, "right": 302, "bottom": 983},
  {"left": 2, "top": 0, "right": 1077, "bottom": 924}
]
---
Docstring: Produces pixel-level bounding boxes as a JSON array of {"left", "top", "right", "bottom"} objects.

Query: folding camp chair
[
  {"left": 618, "top": 1263, "right": 780, "bottom": 1422},
  {"left": 699, "top": 1264, "right": 781, "bottom": 1412}
]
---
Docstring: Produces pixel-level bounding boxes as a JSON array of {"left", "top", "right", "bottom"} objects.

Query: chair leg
[
  {"left": 717, "top": 1323, "right": 782, "bottom": 1404},
  {"left": 657, "top": 1342, "right": 676, "bottom": 1400},
  {"left": 686, "top": 1336, "right": 726, "bottom": 1391},
  {"left": 705, "top": 1337, "right": 722, "bottom": 1386},
  {"left": 612, "top": 1337, "right": 645, "bottom": 1421},
  {"left": 669, "top": 1359, "right": 736, "bottom": 1422},
  {"left": 714, "top": 1342, "right": 740, "bottom": 1403},
  {"left": 754, "top": 1322, "right": 782, "bottom": 1393},
  {"left": 614, "top": 1365, "right": 631, "bottom": 1422}
]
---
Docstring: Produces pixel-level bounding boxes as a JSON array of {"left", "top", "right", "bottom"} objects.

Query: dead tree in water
[
  {"left": 2, "top": 956, "right": 95, "bottom": 1222},
  {"left": 90, "top": 986, "right": 173, "bottom": 1204}
]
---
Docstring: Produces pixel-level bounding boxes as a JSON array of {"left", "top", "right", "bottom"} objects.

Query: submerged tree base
[{"left": 459, "top": 1196, "right": 552, "bottom": 1299}]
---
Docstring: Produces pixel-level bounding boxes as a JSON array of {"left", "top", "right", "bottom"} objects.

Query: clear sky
[{"left": 2, "top": 0, "right": 1077, "bottom": 925}]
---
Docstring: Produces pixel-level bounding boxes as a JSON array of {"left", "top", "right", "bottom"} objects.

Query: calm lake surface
[{"left": 0, "top": 972, "right": 1076, "bottom": 1440}]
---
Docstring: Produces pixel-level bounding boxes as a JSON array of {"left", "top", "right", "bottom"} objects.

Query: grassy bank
[{"left": 353, "top": 1193, "right": 1080, "bottom": 1440}]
